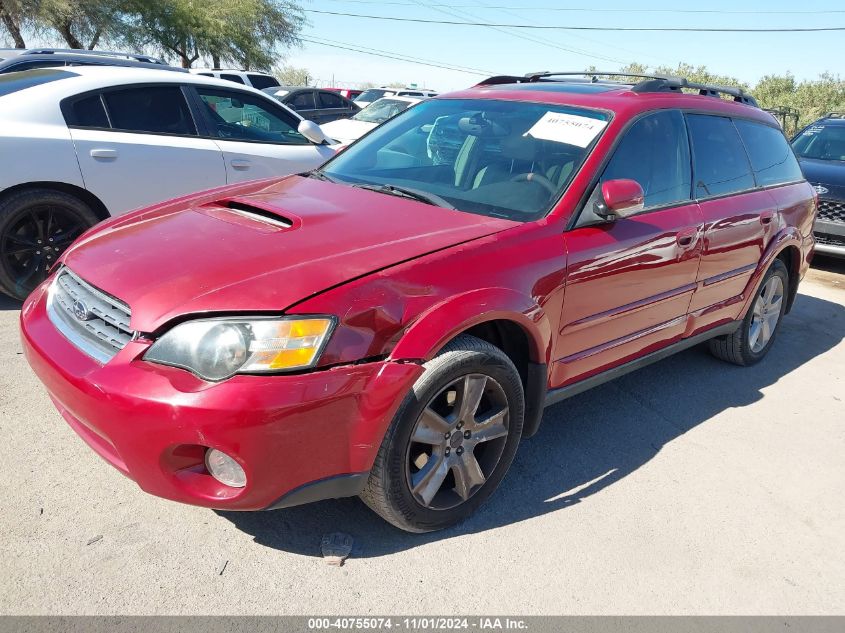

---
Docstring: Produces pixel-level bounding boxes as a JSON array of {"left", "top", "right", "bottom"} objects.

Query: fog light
[{"left": 205, "top": 449, "right": 246, "bottom": 488}]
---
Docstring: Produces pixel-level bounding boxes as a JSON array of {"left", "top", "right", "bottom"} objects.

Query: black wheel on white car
[
  {"left": 0, "top": 189, "right": 98, "bottom": 301},
  {"left": 708, "top": 259, "right": 789, "bottom": 366},
  {"left": 360, "top": 335, "right": 524, "bottom": 532}
]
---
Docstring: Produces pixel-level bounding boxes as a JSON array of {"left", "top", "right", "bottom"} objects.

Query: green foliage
[{"left": 0, "top": 0, "right": 304, "bottom": 70}]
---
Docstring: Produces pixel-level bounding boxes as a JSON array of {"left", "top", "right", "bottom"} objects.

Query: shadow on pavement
[{"left": 220, "top": 292, "right": 844, "bottom": 558}]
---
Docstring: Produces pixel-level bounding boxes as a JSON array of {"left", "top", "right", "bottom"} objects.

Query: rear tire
[
  {"left": 360, "top": 335, "right": 524, "bottom": 532},
  {"left": 0, "top": 189, "right": 98, "bottom": 301},
  {"left": 708, "top": 259, "right": 788, "bottom": 366}
]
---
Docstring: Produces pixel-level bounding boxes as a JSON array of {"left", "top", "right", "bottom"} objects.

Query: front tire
[
  {"left": 0, "top": 189, "right": 98, "bottom": 301},
  {"left": 360, "top": 335, "right": 525, "bottom": 532},
  {"left": 708, "top": 259, "right": 789, "bottom": 366}
]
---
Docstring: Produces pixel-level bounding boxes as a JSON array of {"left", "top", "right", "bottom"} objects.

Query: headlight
[{"left": 144, "top": 316, "right": 335, "bottom": 381}]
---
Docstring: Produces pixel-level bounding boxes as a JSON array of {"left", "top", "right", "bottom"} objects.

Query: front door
[
  {"left": 191, "top": 86, "right": 335, "bottom": 183},
  {"left": 554, "top": 109, "right": 704, "bottom": 387}
]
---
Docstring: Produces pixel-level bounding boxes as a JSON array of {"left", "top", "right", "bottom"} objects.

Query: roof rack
[
  {"left": 825, "top": 111, "right": 845, "bottom": 119},
  {"left": 22, "top": 48, "right": 167, "bottom": 65},
  {"left": 474, "top": 70, "right": 759, "bottom": 107}
]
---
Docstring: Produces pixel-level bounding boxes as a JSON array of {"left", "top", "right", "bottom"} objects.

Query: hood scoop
[{"left": 200, "top": 198, "right": 298, "bottom": 231}]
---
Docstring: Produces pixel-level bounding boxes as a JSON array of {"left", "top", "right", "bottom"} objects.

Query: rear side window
[
  {"left": 734, "top": 120, "right": 803, "bottom": 186},
  {"left": 220, "top": 73, "right": 245, "bottom": 84},
  {"left": 598, "top": 109, "right": 692, "bottom": 210},
  {"left": 66, "top": 94, "right": 109, "bottom": 128},
  {"left": 318, "top": 91, "right": 345, "bottom": 108},
  {"left": 288, "top": 91, "right": 315, "bottom": 110},
  {"left": 687, "top": 114, "right": 755, "bottom": 197},
  {"left": 197, "top": 72, "right": 214, "bottom": 77},
  {"left": 102, "top": 86, "right": 196, "bottom": 135},
  {"left": 247, "top": 74, "right": 279, "bottom": 90}
]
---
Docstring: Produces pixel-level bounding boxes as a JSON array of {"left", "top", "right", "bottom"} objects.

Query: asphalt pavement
[{"left": 0, "top": 259, "right": 842, "bottom": 615}]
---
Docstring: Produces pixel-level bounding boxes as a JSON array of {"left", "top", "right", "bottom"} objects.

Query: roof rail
[
  {"left": 824, "top": 111, "right": 845, "bottom": 118},
  {"left": 22, "top": 48, "right": 167, "bottom": 65},
  {"left": 474, "top": 70, "right": 759, "bottom": 108}
]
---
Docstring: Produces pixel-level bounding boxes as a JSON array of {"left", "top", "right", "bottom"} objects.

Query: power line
[
  {"left": 305, "top": 9, "right": 845, "bottom": 31},
  {"left": 320, "top": 0, "right": 845, "bottom": 14},
  {"left": 409, "top": 0, "right": 625, "bottom": 65},
  {"left": 299, "top": 36, "right": 493, "bottom": 75}
]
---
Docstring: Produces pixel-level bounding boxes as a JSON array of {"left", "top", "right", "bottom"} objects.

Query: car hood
[
  {"left": 61, "top": 176, "right": 515, "bottom": 333},
  {"left": 799, "top": 158, "right": 845, "bottom": 197},
  {"left": 322, "top": 118, "right": 376, "bottom": 144}
]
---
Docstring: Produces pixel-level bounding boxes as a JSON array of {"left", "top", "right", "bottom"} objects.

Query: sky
[{"left": 284, "top": 0, "right": 845, "bottom": 91}]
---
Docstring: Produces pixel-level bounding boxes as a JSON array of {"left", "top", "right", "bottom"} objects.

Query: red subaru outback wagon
[{"left": 21, "top": 72, "right": 816, "bottom": 532}]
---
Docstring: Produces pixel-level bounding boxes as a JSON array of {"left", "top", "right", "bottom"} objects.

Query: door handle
[
  {"left": 676, "top": 228, "right": 698, "bottom": 248},
  {"left": 90, "top": 148, "right": 118, "bottom": 160},
  {"left": 760, "top": 210, "right": 775, "bottom": 225},
  {"left": 230, "top": 159, "right": 251, "bottom": 171}
]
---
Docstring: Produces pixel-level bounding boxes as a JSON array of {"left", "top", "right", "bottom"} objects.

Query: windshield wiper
[
  {"left": 353, "top": 183, "right": 456, "bottom": 210},
  {"left": 304, "top": 170, "right": 339, "bottom": 183}
]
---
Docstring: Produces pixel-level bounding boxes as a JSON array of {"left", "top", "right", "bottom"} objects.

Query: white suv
[
  {"left": 353, "top": 87, "right": 438, "bottom": 107},
  {"left": 0, "top": 66, "right": 335, "bottom": 299},
  {"left": 189, "top": 69, "right": 280, "bottom": 90}
]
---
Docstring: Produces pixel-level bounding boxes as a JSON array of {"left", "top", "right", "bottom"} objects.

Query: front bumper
[
  {"left": 813, "top": 218, "right": 845, "bottom": 257},
  {"left": 20, "top": 281, "right": 423, "bottom": 511}
]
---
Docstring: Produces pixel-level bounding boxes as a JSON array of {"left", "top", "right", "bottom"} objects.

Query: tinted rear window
[
  {"left": 66, "top": 94, "right": 109, "bottom": 127},
  {"left": 247, "top": 74, "right": 279, "bottom": 90},
  {"left": 734, "top": 119, "right": 803, "bottom": 186},
  {"left": 220, "top": 73, "right": 245, "bottom": 84},
  {"left": 687, "top": 114, "right": 755, "bottom": 197},
  {"left": 102, "top": 86, "right": 196, "bottom": 135},
  {"left": 318, "top": 91, "right": 346, "bottom": 108},
  {"left": 0, "top": 68, "right": 75, "bottom": 97}
]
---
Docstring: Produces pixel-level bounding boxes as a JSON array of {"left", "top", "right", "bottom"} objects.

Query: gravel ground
[{"left": 0, "top": 259, "right": 842, "bottom": 615}]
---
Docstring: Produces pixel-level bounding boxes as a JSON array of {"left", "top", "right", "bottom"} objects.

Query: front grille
[
  {"left": 817, "top": 198, "right": 845, "bottom": 223},
  {"left": 816, "top": 233, "right": 845, "bottom": 248},
  {"left": 47, "top": 267, "right": 133, "bottom": 363}
]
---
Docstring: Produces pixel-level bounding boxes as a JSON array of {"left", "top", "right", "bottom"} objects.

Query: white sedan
[
  {"left": 0, "top": 66, "right": 335, "bottom": 299},
  {"left": 321, "top": 96, "right": 423, "bottom": 145}
]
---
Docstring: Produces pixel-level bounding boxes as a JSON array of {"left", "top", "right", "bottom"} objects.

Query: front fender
[{"left": 389, "top": 287, "right": 551, "bottom": 364}]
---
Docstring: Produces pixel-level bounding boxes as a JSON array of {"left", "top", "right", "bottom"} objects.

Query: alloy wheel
[
  {"left": 749, "top": 275, "right": 784, "bottom": 353},
  {"left": 0, "top": 205, "right": 86, "bottom": 294},
  {"left": 405, "top": 373, "right": 510, "bottom": 510}
]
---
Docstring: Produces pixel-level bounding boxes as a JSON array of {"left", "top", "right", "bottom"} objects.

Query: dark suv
[
  {"left": 21, "top": 71, "right": 815, "bottom": 532},
  {"left": 0, "top": 48, "right": 181, "bottom": 75},
  {"left": 792, "top": 112, "right": 845, "bottom": 257}
]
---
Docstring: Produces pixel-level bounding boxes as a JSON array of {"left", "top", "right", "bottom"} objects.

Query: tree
[
  {"left": 37, "top": 0, "right": 131, "bottom": 49},
  {"left": 0, "top": 0, "right": 33, "bottom": 48},
  {"left": 126, "top": 0, "right": 304, "bottom": 70},
  {"left": 273, "top": 63, "right": 309, "bottom": 86}
]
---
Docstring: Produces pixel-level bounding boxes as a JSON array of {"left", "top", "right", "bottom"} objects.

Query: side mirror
[
  {"left": 594, "top": 179, "right": 645, "bottom": 220},
  {"left": 298, "top": 120, "right": 328, "bottom": 145}
]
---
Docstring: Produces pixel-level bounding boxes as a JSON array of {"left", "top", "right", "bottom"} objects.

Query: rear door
[
  {"left": 685, "top": 114, "right": 781, "bottom": 332},
  {"left": 285, "top": 90, "right": 318, "bottom": 122},
  {"left": 189, "top": 85, "right": 334, "bottom": 182},
  {"left": 555, "top": 109, "right": 704, "bottom": 387},
  {"left": 65, "top": 85, "right": 225, "bottom": 215}
]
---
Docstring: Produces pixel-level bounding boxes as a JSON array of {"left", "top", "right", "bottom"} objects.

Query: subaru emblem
[
  {"left": 72, "top": 299, "right": 92, "bottom": 321},
  {"left": 813, "top": 185, "right": 829, "bottom": 195}
]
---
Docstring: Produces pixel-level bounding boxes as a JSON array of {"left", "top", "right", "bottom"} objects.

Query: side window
[
  {"left": 598, "top": 109, "right": 692, "bottom": 210},
  {"left": 195, "top": 88, "right": 310, "bottom": 145},
  {"left": 318, "top": 91, "right": 345, "bottom": 109},
  {"left": 288, "top": 91, "right": 315, "bottom": 111},
  {"left": 219, "top": 73, "right": 245, "bottom": 84},
  {"left": 247, "top": 74, "right": 279, "bottom": 90},
  {"left": 686, "top": 114, "right": 755, "bottom": 197},
  {"left": 65, "top": 94, "right": 109, "bottom": 128},
  {"left": 197, "top": 72, "right": 214, "bottom": 78},
  {"left": 734, "top": 119, "right": 803, "bottom": 186},
  {"left": 102, "top": 86, "right": 196, "bottom": 135}
]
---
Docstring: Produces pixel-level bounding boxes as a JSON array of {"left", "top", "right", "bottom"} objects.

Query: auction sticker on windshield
[{"left": 524, "top": 111, "right": 608, "bottom": 147}]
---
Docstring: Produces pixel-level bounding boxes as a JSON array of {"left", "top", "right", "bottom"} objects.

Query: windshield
[
  {"left": 0, "top": 68, "right": 75, "bottom": 97},
  {"left": 792, "top": 122, "right": 845, "bottom": 161},
  {"left": 321, "top": 98, "right": 610, "bottom": 221},
  {"left": 356, "top": 89, "right": 393, "bottom": 102},
  {"left": 353, "top": 98, "right": 413, "bottom": 124}
]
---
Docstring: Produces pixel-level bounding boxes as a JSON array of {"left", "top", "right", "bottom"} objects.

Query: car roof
[
  {"left": 442, "top": 80, "right": 774, "bottom": 124},
  {"left": 0, "top": 66, "right": 300, "bottom": 114},
  {"left": 189, "top": 68, "right": 273, "bottom": 75},
  {"left": 0, "top": 53, "right": 185, "bottom": 72}
]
